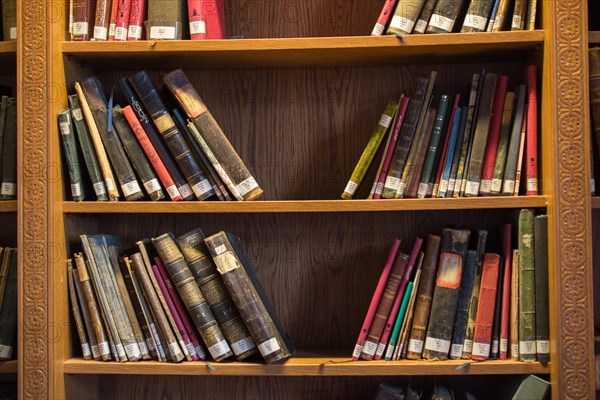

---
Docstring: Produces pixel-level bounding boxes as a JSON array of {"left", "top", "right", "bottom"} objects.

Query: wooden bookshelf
[
  {"left": 590, "top": 31, "right": 600, "bottom": 44},
  {"left": 0, "top": 360, "right": 17, "bottom": 375},
  {"left": 0, "top": 201, "right": 17, "bottom": 212},
  {"left": 593, "top": 197, "right": 600, "bottom": 209}
]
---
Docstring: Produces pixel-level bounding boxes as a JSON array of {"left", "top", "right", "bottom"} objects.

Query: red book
[
  {"left": 499, "top": 224, "right": 512, "bottom": 360},
  {"left": 373, "top": 97, "right": 410, "bottom": 199},
  {"left": 188, "top": 0, "right": 226, "bottom": 40},
  {"left": 93, "top": 0, "right": 111, "bottom": 40},
  {"left": 154, "top": 257, "right": 207, "bottom": 360},
  {"left": 514, "top": 104, "right": 528, "bottom": 195},
  {"left": 525, "top": 65, "right": 538, "bottom": 195},
  {"left": 114, "top": 0, "right": 132, "bottom": 41},
  {"left": 479, "top": 75, "right": 509, "bottom": 195},
  {"left": 127, "top": 0, "right": 145, "bottom": 40},
  {"left": 72, "top": 0, "right": 97, "bottom": 41},
  {"left": 375, "top": 237, "right": 424, "bottom": 358},
  {"left": 122, "top": 105, "right": 183, "bottom": 201},
  {"left": 352, "top": 238, "right": 401, "bottom": 360},
  {"left": 471, "top": 253, "right": 501, "bottom": 361},
  {"left": 371, "top": 0, "right": 400, "bottom": 36},
  {"left": 431, "top": 94, "right": 460, "bottom": 197},
  {"left": 107, "top": 0, "right": 120, "bottom": 40}
]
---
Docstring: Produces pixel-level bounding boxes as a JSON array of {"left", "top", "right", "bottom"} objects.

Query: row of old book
[
  {"left": 59, "top": 69, "right": 261, "bottom": 202},
  {"left": 342, "top": 66, "right": 538, "bottom": 200},
  {"left": 0, "top": 0, "right": 16, "bottom": 41},
  {"left": 68, "top": 229, "right": 294, "bottom": 364},
  {"left": 588, "top": 47, "right": 600, "bottom": 198},
  {"left": 372, "top": 0, "right": 537, "bottom": 36},
  {"left": 0, "top": 247, "right": 18, "bottom": 361},
  {"left": 352, "top": 209, "right": 549, "bottom": 363},
  {"left": 70, "top": 0, "right": 225, "bottom": 41}
]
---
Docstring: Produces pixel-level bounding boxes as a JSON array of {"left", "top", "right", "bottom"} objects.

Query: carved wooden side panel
[{"left": 18, "top": 0, "right": 49, "bottom": 398}]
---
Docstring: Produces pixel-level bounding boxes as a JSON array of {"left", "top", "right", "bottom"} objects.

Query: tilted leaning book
[
  {"left": 204, "top": 231, "right": 295, "bottom": 363},
  {"left": 72, "top": 267, "right": 102, "bottom": 360},
  {"left": 58, "top": 108, "right": 87, "bottom": 201},
  {"left": 371, "top": 0, "right": 400, "bottom": 36},
  {"left": 163, "top": 69, "right": 263, "bottom": 201},
  {"left": 386, "top": 0, "right": 427, "bottom": 35},
  {"left": 426, "top": 0, "right": 467, "bottom": 34},
  {"left": 411, "top": 0, "right": 437, "bottom": 34},
  {"left": 518, "top": 209, "right": 536, "bottom": 362},
  {"left": 67, "top": 258, "right": 93, "bottom": 359}
]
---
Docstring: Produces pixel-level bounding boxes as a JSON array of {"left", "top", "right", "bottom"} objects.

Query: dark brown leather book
[
  {"left": 204, "top": 231, "right": 294, "bottom": 364},
  {"left": 92, "top": 0, "right": 111, "bottom": 40},
  {"left": 152, "top": 232, "right": 233, "bottom": 361},
  {"left": 128, "top": 71, "right": 215, "bottom": 200},
  {"left": 422, "top": 228, "right": 470, "bottom": 360},
  {"left": 176, "top": 228, "right": 258, "bottom": 361},
  {"left": 72, "top": 0, "right": 97, "bottom": 40},
  {"left": 163, "top": 69, "right": 263, "bottom": 201},
  {"left": 68, "top": 258, "right": 93, "bottom": 359},
  {"left": 72, "top": 267, "right": 102, "bottom": 360}
]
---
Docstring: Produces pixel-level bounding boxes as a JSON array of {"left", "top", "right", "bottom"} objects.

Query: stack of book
[
  {"left": 342, "top": 66, "right": 538, "bottom": 199},
  {"left": 67, "top": 229, "right": 294, "bottom": 363},
  {"left": 372, "top": 0, "right": 537, "bottom": 36},
  {"left": 0, "top": 247, "right": 18, "bottom": 361},
  {"left": 59, "top": 69, "right": 262, "bottom": 202},
  {"left": 352, "top": 209, "right": 549, "bottom": 363},
  {"left": 1, "top": 0, "right": 16, "bottom": 41},
  {"left": 69, "top": 0, "right": 226, "bottom": 41}
]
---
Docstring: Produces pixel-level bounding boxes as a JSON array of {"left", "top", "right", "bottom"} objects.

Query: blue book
[{"left": 437, "top": 107, "right": 463, "bottom": 198}]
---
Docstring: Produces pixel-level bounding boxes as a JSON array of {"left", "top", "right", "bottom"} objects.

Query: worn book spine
[
  {"left": 78, "top": 78, "right": 145, "bottom": 200},
  {"left": 428, "top": 94, "right": 458, "bottom": 198},
  {"left": 126, "top": 0, "right": 145, "bottom": 40},
  {"left": 163, "top": 69, "right": 263, "bottom": 200},
  {"left": 525, "top": 65, "right": 538, "bottom": 195},
  {"left": 0, "top": 248, "right": 6, "bottom": 308},
  {"left": 510, "top": 248, "right": 520, "bottom": 360},
  {"left": 113, "top": 0, "right": 131, "bottom": 40},
  {"left": 129, "top": 71, "right": 214, "bottom": 200},
  {"left": 147, "top": 0, "right": 187, "bottom": 39},
  {"left": 518, "top": 209, "right": 536, "bottom": 361},
  {"left": 205, "top": 231, "right": 294, "bottom": 364},
  {"left": 342, "top": 101, "right": 398, "bottom": 199},
  {"left": 501, "top": 85, "right": 526, "bottom": 195},
  {"left": 485, "top": 0, "right": 501, "bottom": 31},
  {"left": 58, "top": 109, "right": 87, "bottom": 201},
  {"left": 188, "top": 0, "right": 226, "bottom": 39},
  {"left": 72, "top": 0, "right": 97, "bottom": 41},
  {"left": 68, "top": 259, "right": 92, "bottom": 359},
  {"left": 491, "top": 91, "right": 515, "bottom": 194},
  {"left": 441, "top": 107, "right": 467, "bottom": 197},
  {"left": 0, "top": 249, "right": 16, "bottom": 360},
  {"left": 176, "top": 228, "right": 257, "bottom": 360},
  {"left": 499, "top": 224, "right": 512, "bottom": 360},
  {"left": 152, "top": 233, "right": 233, "bottom": 361},
  {"left": 406, "top": 234, "right": 441, "bottom": 359},
  {"left": 471, "top": 253, "right": 500, "bottom": 360},
  {"left": 72, "top": 268, "right": 101, "bottom": 360},
  {"left": 118, "top": 78, "right": 194, "bottom": 200},
  {"left": 387, "top": 0, "right": 427, "bottom": 34},
  {"left": 423, "top": 228, "right": 470, "bottom": 360},
  {"left": 435, "top": 105, "right": 462, "bottom": 197},
  {"left": 107, "top": 0, "right": 119, "bottom": 40},
  {"left": 513, "top": 103, "right": 528, "bottom": 196},
  {"left": 461, "top": 0, "right": 495, "bottom": 32},
  {"left": 384, "top": 281, "right": 413, "bottom": 360},
  {"left": 1, "top": 0, "right": 16, "bottom": 40},
  {"left": 479, "top": 75, "right": 508, "bottom": 195},
  {"left": 112, "top": 105, "right": 165, "bottom": 201},
  {"left": 122, "top": 105, "right": 182, "bottom": 201},
  {"left": 491, "top": 0, "right": 510, "bottom": 31},
  {"left": 397, "top": 257, "right": 423, "bottom": 359},
  {"left": 130, "top": 251, "right": 184, "bottom": 362},
  {"left": 0, "top": 97, "right": 16, "bottom": 199},
  {"left": 360, "top": 245, "right": 409, "bottom": 360},
  {"left": 449, "top": 250, "right": 477, "bottom": 359},
  {"left": 490, "top": 250, "right": 505, "bottom": 359},
  {"left": 590, "top": 48, "right": 600, "bottom": 184},
  {"left": 68, "top": 94, "right": 109, "bottom": 201},
  {"left": 511, "top": 0, "right": 527, "bottom": 30},
  {"left": 0, "top": 99, "right": 8, "bottom": 192},
  {"left": 526, "top": 0, "right": 537, "bottom": 30},
  {"left": 464, "top": 72, "right": 498, "bottom": 196},
  {"left": 93, "top": 0, "right": 111, "bottom": 40},
  {"left": 73, "top": 253, "right": 112, "bottom": 360},
  {"left": 371, "top": 0, "right": 400, "bottom": 36},
  {"left": 404, "top": 109, "right": 436, "bottom": 198},
  {"left": 352, "top": 238, "right": 401, "bottom": 360},
  {"left": 426, "top": 0, "right": 466, "bottom": 33},
  {"left": 534, "top": 214, "right": 549, "bottom": 362},
  {"left": 411, "top": 0, "right": 437, "bottom": 33}
]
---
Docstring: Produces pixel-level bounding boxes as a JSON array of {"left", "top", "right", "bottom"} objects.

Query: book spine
[
  {"left": 501, "top": 85, "right": 527, "bottom": 195},
  {"left": 360, "top": 247, "right": 409, "bottom": 360},
  {"left": 342, "top": 101, "right": 398, "bottom": 199},
  {"left": 404, "top": 109, "right": 436, "bottom": 198},
  {"left": 1, "top": 0, "right": 16, "bottom": 40},
  {"left": 72, "top": 0, "right": 96, "bottom": 41},
  {"left": 371, "top": 0, "right": 400, "bottom": 36},
  {"left": 93, "top": 0, "right": 111, "bottom": 40},
  {"left": 518, "top": 209, "right": 536, "bottom": 361},
  {"left": 499, "top": 224, "right": 512, "bottom": 360},
  {"left": 427, "top": 94, "right": 455, "bottom": 197},
  {"left": 491, "top": 92, "right": 515, "bottom": 194},
  {"left": 449, "top": 250, "right": 477, "bottom": 359},
  {"left": 526, "top": 0, "right": 537, "bottom": 30},
  {"left": 152, "top": 233, "right": 233, "bottom": 361},
  {"left": 397, "top": 258, "right": 423, "bottom": 359},
  {"left": 117, "top": 78, "right": 194, "bottom": 200},
  {"left": 461, "top": 0, "right": 495, "bottom": 32},
  {"left": 68, "top": 94, "right": 109, "bottom": 201},
  {"left": 479, "top": 75, "right": 508, "bottom": 195},
  {"left": 107, "top": 0, "right": 119, "bottom": 40},
  {"left": 435, "top": 102, "right": 462, "bottom": 197},
  {"left": 176, "top": 228, "right": 257, "bottom": 361},
  {"left": 68, "top": 259, "right": 93, "bottom": 359},
  {"left": 384, "top": 281, "right": 413, "bottom": 360},
  {"left": 73, "top": 253, "right": 112, "bottom": 360},
  {"left": 442, "top": 106, "right": 467, "bottom": 197},
  {"left": 72, "top": 267, "right": 102, "bottom": 360},
  {"left": 426, "top": 0, "right": 466, "bottom": 34},
  {"left": 129, "top": 71, "right": 215, "bottom": 200},
  {"left": 412, "top": 0, "right": 437, "bottom": 33},
  {"left": 78, "top": 78, "right": 145, "bottom": 200},
  {"left": 205, "top": 231, "right": 294, "bottom": 364},
  {"left": 511, "top": 0, "right": 527, "bottom": 30},
  {"left": 112, "top": 105, "right": 165, "bottom": 201},
  {"left": 525, "top": 65, "right": 538, "bottom": 195},
  {"left": 188, "top": 0, "right": 226, "bottom": 39},
  {"left": 510, "top": 248, "right": 520, "bottom": 360},
  {"left": 387, "top": 0, "right": 427, "bottom": 35},
  {"left": 490, "top": 249, "right": 505, "bottom": 359},
  {"left": 163, "top": 69, "right": 263, "bottom": 201},
  {"left": 126, "top": 0, "right": 145, "bottom": 40},
  {"left": 513, "top": 103, "right": 528, "bottom": 196},
  {"left": 114, "top": 0, "right": 131, "bottom": 40},
  {"left": 491, "top": 0, "right": 511, "bottom": 31},
  {"left": 122, "top": 105, "right": 182, "bottom": 201},
  {"left": 147, "top": 0, "right": 187, "bottom": 40},
  {"left": 58, "top": 109, "right": 87, "bottom": 201},
  {"left": 471, "top": 253, "right": 501, "bottom": 361},
  {"left": 485, "top": 0, "right": 501, "bottom": 31},
  {"left": 534, "top": 214, "right": 549, "bottom": 362},
  {"left": 0, "top": 249, "right": 17, "bottom": 360}
]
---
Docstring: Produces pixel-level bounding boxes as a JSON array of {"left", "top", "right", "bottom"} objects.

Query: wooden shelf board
[
  {"left": 63, "top": 196, "right": 548, "bottom": 214},
  {"left": 63, "top": 356, "right": 549, "bottom": 376},
  {"left": 589, "top": 31, "right": 600, "bottom": 44},
  {"left": 0, "top": 360, "right": 17, "bottom": 374},
  {"left": 0, "top": 200, "right": 16, "bottom": 212},
  {"left": 62, "top": 31, "right": 544, "bottom": 69},
  {"left": 592, "top": 196, "right": 600, "bottom": 208},
  {"left": 0, "top": 41, "right": 16, "bottom": 66}
]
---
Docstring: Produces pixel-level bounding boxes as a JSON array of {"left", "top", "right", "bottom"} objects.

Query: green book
[
  {"left": 384, "top": 281, "right": 413, "bottom": 361},
  {"left": 342, "top": 101, "right": 398, "bottom": 199},
  {"left": 386, "top": 0, "right": 428, "bottom": 35},
  {"left": 518, "top": 209, "right": 536, "bottom": 362},
  {"left": 0, "top": 97, "right": 17, "bottom": 200},
  {"left": 491, "top": 91, "right": 516, "bottom": 194},
  {"left": 511, "top": 375, "right": 550, "bottom": 400},
  {"left": 58, "top": 109, "right": 87, "bottom": 201}
]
